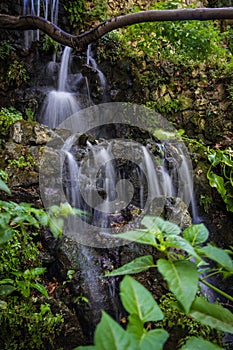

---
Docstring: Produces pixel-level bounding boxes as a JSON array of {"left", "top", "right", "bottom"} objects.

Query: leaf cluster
[
  {"left": 0, "top": 181, "right": 65, "bottom": 348},
  {"left": 0, "top": 107, "right": 22, "bottom": 138},
  {"left": 77, "top": 216, "right": 233, "bottom": 350}
]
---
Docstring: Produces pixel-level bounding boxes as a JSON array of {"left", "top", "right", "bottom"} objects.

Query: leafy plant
[
  {"left": 0, "top": 297, "right": 63, "bottom": 349},
  {"left": 8, "top": 154, "right": 37, "bottom": 169},
  {"left": 42, "top": 34, "right": 60, "bottom": 53},
  {"left": 75, "top": 275, "right": 225, "bottom": 350},
  {"left": 118, "top": 0, "right": 228, "bottom": 63},
  {"left": 0, "top": 107, "right": 23, "bottom": 138},
  {"left": 0, "top": 40, "right": 14, "bottom": 60},
  {"left": 64, "top": 0, "right": 107, "bottom": 30},
  {"left": 7, "top": 59, "right": 29, "bottom": 87},
  {"left": 77, "top": 216, "right": 233, "bottom": 349},
  {"left": 0, "top": 181, "right": 72, "bottom": 348},
  {"left": 206, "top": 147, "right": 233, "bottom": 212}
]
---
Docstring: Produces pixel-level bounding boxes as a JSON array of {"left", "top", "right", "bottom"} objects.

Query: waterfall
[
  {"left": 40, "top": 46, "right": 80, "bottom": 129},
  {"left": 23, "top": 0, "right": 59, "bottom": 49},
  {"left": 58, "top": 46, "right": 71, "bottom": 91}
]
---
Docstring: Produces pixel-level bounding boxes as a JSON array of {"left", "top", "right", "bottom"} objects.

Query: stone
[{"left": 10, "top": 120, "right": 51, "bottom": 145}]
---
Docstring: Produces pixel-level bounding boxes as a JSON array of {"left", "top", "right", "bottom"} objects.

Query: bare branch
[{"left": 1, "top": 8, "right": 233, "bottom": 51}]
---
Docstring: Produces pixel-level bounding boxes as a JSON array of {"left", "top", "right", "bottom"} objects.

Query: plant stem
[{"left": 199, "top": 278, "right": 233, "bottom": 302}]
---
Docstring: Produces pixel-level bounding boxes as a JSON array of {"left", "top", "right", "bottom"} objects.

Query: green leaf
[
  {"left": 106, "top": 256, "right": 155, "bottom": 277},
  {"left": 208, "top": 152, "right": 222, "bottom": 167},
  {"left": 180, "top": 336, "right": 224, "bottom": 349},
  {"left": 30, "top": 267, "right": 47, "bottom": 277},
  {"left": 140, "top": 329, "right": 169, "bottom": 350},
  {"left": 120, "top": 275, "right": 164, "bottom": 322},
  {"left": 127, "top": 314, "right": 144, "bottom": 339},
  {"left": 183, "top": 224, "right": 209, "bottom": 245},
  {"left": 190, "top": 296, "right": 233, "bottom": 334},
  {"left": 141, "top": 216, "right": 181, "bottom": 236},
  {"left": 0, "top": 278, "right": 14, "bottom": 284},
  {"left": 95, "top": 311, "right": 132, "bottom": 350},
  {"left": 198, "top": 244, "right": 233, "bottom": 272},
  {"left": 207, "top": 172, "right": 226, "bottom": 196},
  {"left": 157, "top": 259, "right": 198, "bottom": 313},
  {"left": 113, "top": 229, "right": 156, "bottom": 246},
  {"left": 0, "top": 179, "right": 11, "bottom": 194},
  {"left": 12, "top": 214, "right": 40, "bottom": 226},
  {"left": 48, "top": 218, "right": 63, "bottom": 238},
  {"left": 166, "top": 235, "right": 203, "bottom": 263},
  {"left": 16, "top": 280, "right": 30, "bottom": 297},
  {"left": 31, "top": 283, "right": 49, "bottom": 297},
  {"left": 221, "top": 153, "right": 233, "bottom": 167},
  {"left": 0, "top": 228, "right": 15, "bottom": 245},
  {"left": 0, "top": 285, "right": 16, "bottom": 296}
]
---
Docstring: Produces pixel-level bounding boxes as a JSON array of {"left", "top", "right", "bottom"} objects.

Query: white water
[
  {"left": 23, "top": 0, "right": 59, "bottom": 48},
  {"left": 142, "top": 146, "right": 164, "bottom": 199},
  {"left": 58, "top": 46, "right": 71, "bottom": 91},
  {"left": 41, "top": 47, "right": 80, "bottom": 128},
  {"left": 87, "top": 44, "right": 107, "bottom": 93}
]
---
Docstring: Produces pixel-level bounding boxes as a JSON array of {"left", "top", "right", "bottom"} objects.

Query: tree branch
[{"left": 1, "top": 8, "right": 233, "bottom": 51}]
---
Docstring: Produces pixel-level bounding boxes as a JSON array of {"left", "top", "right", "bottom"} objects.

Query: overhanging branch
[{"left": 1, "top": 8, "right": 233, "bottom": 51}]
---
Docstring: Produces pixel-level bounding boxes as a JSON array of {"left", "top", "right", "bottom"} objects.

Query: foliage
[
  {"left": 157, "top": 293, "right": 224, "bottom": 348},
  {"left": 181, "top": 132, "right": 233, "bottom": 213},
  {"left": 0, "top": 297, "right": 63, "bottom": 349},
  {"left": 206, "top": 147, "right": 233, "bottom": 212},
  {"left": 7, "top": 59, "right": 29, "bottom": 87},
  {"left": 75, "top": 275, "right": 169, "bottom": 350},
  {"left": 0, "top": 181, "right": 83, "bottom": 348},
  {"left": 8, "top": 153, "right": 36, "bottom": 169},
  {"left": 0, "top": 107, "right": 22, "bottom": 138},
  {"left": 112, "top": 0, "right": 230, "bottom": 64},
  {"left": 75, "top": 273, "right": 226, "bottom": 350},
  {"left": 83, "top": 216, "right": 233, "bottom": 350},
  {"left": 64, "top": 0, "right": 107, "bottom": 30},
  {"left": 24, "top": 107, "right": 35, "bottom": 121},
  {"left": 0, "top": 40, "right": 14, "bottom": 60},
  {"left": 42, "top": 34, "right": 60, "bottom": 53}
]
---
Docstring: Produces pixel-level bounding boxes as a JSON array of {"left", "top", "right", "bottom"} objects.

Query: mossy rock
[{"left": 9, "top": 120, "right": 52, "bottom": 145}]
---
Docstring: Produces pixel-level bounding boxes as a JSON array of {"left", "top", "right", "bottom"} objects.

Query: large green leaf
[
  {"left": 157, "top": 259, "right": 198, "bottom": 313},
  {"left": 0, "top": 179, "right": 11, "bottom": 194},
  {"left": 139, "top": 329, "right": 169, "bottom": 350},
  {"left": 0, "top": 285, "right": 16, "bottom": 296},
  {"left": 120, "top": 275, "right": 164, "bottom": 322},
  {"left": 180, "top": 337, "right": 224, "bottom": 350},
  {"left": 142, "top": 216, "right": 181, "bottom": 236},
  {"left": 198, "top": 244, "right": 233, "bottom": 272},
  {"left": 166, "top": 235, "right": 203, "bottom": 263},
  {"left": 127, "top": 314, "right": 144, "bottom": 339},
  {"left": 183, "top": 224, "right": 209, "bottom": 245},
  {"left": 94, "top": 311, "right": 132, "bottom": 350},
  {"left": 106, "top": 256, "right": 155, "bottom": 277},
  {"left": 207, "top": 172, "right": 226, "bottom": 196},
  {"left": 190, "top": 296, "right": 233, "bottom": 334},
  {"left": 113, "top": 230, "right": 156, "bottom": 245}
]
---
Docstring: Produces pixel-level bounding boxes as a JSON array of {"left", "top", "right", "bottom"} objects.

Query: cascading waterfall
[
  {"left": 23, "top": 0, "right": 59, "bottom": 49},
  {"left": 40, "top": 46, "right": 80, "bottom": 129}
]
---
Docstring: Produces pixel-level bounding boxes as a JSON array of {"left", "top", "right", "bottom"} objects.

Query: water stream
[
  {"left": 33, "top": 9, "right": 211, "bottom": 342},
  {"left": 23, "top": 0, "right": 59, "bottom": 48}
]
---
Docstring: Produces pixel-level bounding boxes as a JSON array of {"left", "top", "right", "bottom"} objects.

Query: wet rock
[
  {"left": 48, "top": 298, "right": 88, "bottom": 349},
  {"left": 10, "top": 120, "right": 52, "bottom": 145}
]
